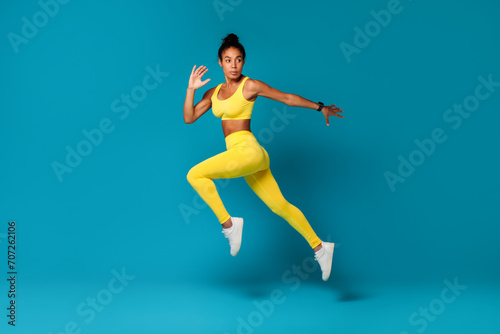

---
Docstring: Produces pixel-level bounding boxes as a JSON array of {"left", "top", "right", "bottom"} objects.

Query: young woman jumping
[{"left": 183, "top": 33, "right": 344, "bottom": 281}]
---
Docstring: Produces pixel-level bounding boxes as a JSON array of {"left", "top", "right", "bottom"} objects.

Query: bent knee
[{"left": 186, "top": 166, "right": 200, "bottom": 185}]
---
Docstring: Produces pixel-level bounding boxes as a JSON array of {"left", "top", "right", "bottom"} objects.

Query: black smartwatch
[{"left": 316, "top": 101, "right": 324, "bottom": 112}]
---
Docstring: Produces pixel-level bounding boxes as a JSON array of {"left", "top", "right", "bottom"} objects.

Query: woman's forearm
[
  {"left": 288, "top": 94, "right": 321, "bottom": 110},
  {"left": 184, "top": 88, "right": 196, "bottom": 123}
]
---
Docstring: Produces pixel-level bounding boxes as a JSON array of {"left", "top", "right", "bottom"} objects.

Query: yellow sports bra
[{"left": 211, "top": 76, "right": 255, "bottom": 120}]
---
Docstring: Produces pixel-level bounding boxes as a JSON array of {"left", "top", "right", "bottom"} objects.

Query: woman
[{"left": 184, "top": 33, "right": 343, "bottom": 281}]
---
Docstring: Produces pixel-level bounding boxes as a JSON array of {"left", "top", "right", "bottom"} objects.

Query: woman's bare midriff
[{"left": 222, "top": 119, "right": 251, "bottom": 138}]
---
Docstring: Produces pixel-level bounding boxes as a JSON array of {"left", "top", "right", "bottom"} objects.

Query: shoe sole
[
  {"left": 230, "top": 217, "right": 243, "bottom": 256},
  {"left": 322, "top": 242, "right": 335, "bottom": 281}
]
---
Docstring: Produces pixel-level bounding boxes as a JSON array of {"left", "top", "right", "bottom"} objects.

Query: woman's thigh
[
  {"left": 243, "top": 164, "right": 287, "bottom": 212},
  {"left": 189, "top": 142, "right": 268, "bottom": 180},
  {"left": 243, "top": 147, "right": 284, "bottom": 204}
]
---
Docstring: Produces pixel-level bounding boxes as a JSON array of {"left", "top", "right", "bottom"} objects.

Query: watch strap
[{"left": 317, "top": 101, "right": 324, "bottom": 111}]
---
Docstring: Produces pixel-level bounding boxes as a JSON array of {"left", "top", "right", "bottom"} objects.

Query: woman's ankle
[
  {"left": 313, "top": 242, "right": 323, "bottom": 252},
  {"left": 222, "top": 217, "right": 233, "bottom": 229}
]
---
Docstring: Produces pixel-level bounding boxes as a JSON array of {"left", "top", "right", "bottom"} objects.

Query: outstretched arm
[{"left": 249, "top": 79, "right": 344, "bottom": 126}]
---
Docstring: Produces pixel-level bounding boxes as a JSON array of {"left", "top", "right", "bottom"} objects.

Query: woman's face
[{"left": 219, "top": 47, "right": 244, "bottom": 79}]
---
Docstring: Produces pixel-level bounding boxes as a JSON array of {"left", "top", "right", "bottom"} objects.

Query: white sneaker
[
  {"left": 221, "top": 217, "right": 243, "bottom": 256},
  {"left": 315, "top": 242, "right": 335, "bottom": 281}
]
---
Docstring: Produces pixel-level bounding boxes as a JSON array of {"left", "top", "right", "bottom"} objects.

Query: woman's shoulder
[
  {"left": 243, "top": 76, "right": 263, "bottom": 86},
  {"left": 242, "top": 76, "right": 263, "bottom": 93},
  {"left": 242, "top": 76, "right": 255, "bottom": 88}
]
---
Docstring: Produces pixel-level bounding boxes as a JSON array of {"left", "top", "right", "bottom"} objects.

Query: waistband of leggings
[
  {"left": 225, "top": 131, "right": 256, "bottom": 149},
  {"left": 224, "top": 130, "right": 254, "bottom": 142}
]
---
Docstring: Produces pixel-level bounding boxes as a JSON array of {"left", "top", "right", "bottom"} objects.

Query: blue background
[{"left": 1, "top": 0, "right": 499, "bottom": 333}]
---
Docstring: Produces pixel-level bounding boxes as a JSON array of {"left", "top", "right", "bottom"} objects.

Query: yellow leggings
[{"left": 186, "top": 130, "right": 322, "bottom": 249}]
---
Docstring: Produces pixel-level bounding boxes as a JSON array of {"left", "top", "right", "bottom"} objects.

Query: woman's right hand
[{"left": 188, "top": 65, "right": 211, "bottom": 90}]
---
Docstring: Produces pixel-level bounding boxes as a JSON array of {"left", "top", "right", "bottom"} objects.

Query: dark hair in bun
[{"left": 218, "top": 33, "right": 246, "bottom": 61}]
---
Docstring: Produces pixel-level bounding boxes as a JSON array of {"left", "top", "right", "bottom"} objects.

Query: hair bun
[
  {"left": 218, "top": 33, "right": 246, "bottom": 61},
  {"left": 223, "top": 33, "right": 239, "bottom": 44}
]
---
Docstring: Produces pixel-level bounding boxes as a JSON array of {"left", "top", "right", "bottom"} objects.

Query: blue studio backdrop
[{"left": 1, "top": 0, "right": 499, "bottom": 333}]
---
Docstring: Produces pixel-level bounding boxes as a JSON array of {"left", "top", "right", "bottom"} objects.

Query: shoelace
[{"left": 314, "top": 248, "right": 325, "bottom": 261}]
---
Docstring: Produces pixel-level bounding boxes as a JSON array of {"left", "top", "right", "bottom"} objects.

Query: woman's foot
[
  {"left": 314, "top": 242, "right": 335, "bottom": 281},
  {"left": 222, "top": 217, "right": 244, "bottom": 256}
]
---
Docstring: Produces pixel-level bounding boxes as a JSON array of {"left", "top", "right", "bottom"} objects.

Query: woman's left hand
[{"left": 322, "top": 104, "right": 344, "bottom": 126}]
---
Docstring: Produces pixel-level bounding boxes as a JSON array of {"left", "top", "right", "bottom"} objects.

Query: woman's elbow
[{"left": 285, "top": 94, "right": 295, "bottom": 106}]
